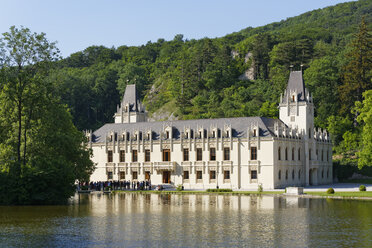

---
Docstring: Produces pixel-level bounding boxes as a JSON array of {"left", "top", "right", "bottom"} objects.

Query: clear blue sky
[{"left": 1, "top": 0, "right": 354, "bottom": 58}]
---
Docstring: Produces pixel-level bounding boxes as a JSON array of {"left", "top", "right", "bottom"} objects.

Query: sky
[{"left": 1, "top": 0, "right": 354, "bottom": 58}]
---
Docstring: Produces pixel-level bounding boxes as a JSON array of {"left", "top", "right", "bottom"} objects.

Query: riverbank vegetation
[{"left": 0, "top": 27, "right": 94, "bottom": 205}]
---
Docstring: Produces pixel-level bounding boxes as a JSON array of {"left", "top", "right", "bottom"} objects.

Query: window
[
  {"left": 210, "top": 170, "right": 216, "bottom": 180},
  {"left": 292, "top": 95, "right": 295, "bottom": 102},
  {"left": 119, "top": 171, "right": 125, "bottom": 180},
  {"left": 251, "top": 147, "right": 257, "bottom": 160},
  {"left": 166, "top": 131, "right": 169, "bottom": 139},
  {"left": 196, "top": 171, "right": 203, "bottom": 180},
  {"left": 183, "top": 171, "right": 189, "bottom": 180},
  {"left": 226, "top": 131, "right": 229, "bottom": 138},
  {"left": 223, "top": 147, "right": 230, "bottom": 161},
  {"left": 292, "top": 148, "right": 295, "bottom": 160},
  {"left": 145, "top": 171, "right": 150, "bottom": 181},
  {"left": 285, "top": 170, "right": 288, "bottom": 180},
  {"left": 212, "top": 131, "right": 215, "bottom": 138},
  {"left": 322, "top": 170, "right": 324, "bottom": 178},
  {"left": 298, "top": 170, "right": 301, "bottom": 180},
  {"left": 183, "top": 148, "right": 189, "bottom": 161},
  {"left": 132, "top": 171, "right": 138, "bottom": 180},
  {"left": 316, "top": 149, "right": 318, "bottom": 160},
  {"left": 298, "top": 148, "right": 301, "bottom": 160},
  {"left": 327, "top": 169, "right": 329, "bottom": 178},
  {"left": 309, "top": 149, "right": 312, "bottom": 160},
  {"left": 278, "top": 170, "right": 281, "bottom": 180},
  {"left": 321, "top": 150, "right": 324, "bottom": 161},
  {"left": 251, "top": 170, "right": 257, "bottom": 179},
  {"left": 196, "top": 148, "right": 202, "bottom": 161},
  {"left": 253, "top": 129, "right": 256, "bottom": 137},
  {"left": 163, "top": 149, "right": 171, "bottom": 161},
  {"left": 119, "top": 150, "right": 125, "bottom": 162},
  {"left": 285, "top": 147, "right": 288, "bottom": 160},
  {"left": 224, "top": 170, "right": 230, "bottom": 180},
  {"left": 327, "top": 151, "right": 329, "bottom": 161},
  {"left": 185, "top": 132, "right": 188, "bottom": 139},
  {"left": 132, "top": 150, "right": 138, "bottom": 162},
  {"left": 309, "top": 128, "right": 311, "bottom": 138},
  {"left": 292, "top": 170, "right": 294, "bottom": 180},
  {"left": 199, "top": 131, "right": 202, "bottom": 138},
  {"left": 278, "top": 147, "right": 281, "bottom": 160},
  {"left": 145, "top": 149, "right": 150, "bottom": 162},
  {"left": 210, "top": 148, "right": 216, "bottom": 161},
  {"left": 107, "top": 150, "right": 113, "bottom": 162},
  {"left": 108, "top": 171, "right": 113, "bottom": 180}
]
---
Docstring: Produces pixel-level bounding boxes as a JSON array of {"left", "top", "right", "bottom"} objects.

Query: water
[{"left": 0, "top": 193, "right": 371, "bottom": 248}]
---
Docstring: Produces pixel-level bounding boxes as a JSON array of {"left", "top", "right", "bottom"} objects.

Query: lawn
[{"left": 306, "top": 191, "right": 372, "bottom": 198}]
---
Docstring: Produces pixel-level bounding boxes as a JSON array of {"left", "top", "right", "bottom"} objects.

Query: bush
[
  {"left": 206, "top": 189, "right": 233, "bottom": 192},
  {"left": 257, "top": 184, "right": 263, "bottom": 193},
  {"left": 176, "top": 184, "right": 183, "bottom": 191},
  {"left": 104, "top": 186, "right": 112, "bottom": 191},
  {"left": 326, "top": 188, "right": 335, "bottom": 194},
  {"left": 359, "top": 185, "right": 366, "bottom": 191}
]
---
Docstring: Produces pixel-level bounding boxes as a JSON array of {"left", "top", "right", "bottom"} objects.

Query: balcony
[{"left": 154, "top": 161, "right": 176, "bottom": 171}]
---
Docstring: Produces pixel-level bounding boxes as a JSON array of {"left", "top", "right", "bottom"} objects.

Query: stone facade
[{"left": 87, "top": 71, "right": 333, "bottom": 189}]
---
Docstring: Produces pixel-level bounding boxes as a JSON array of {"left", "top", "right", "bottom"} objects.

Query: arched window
[
  {"left": 298, "top": 170, "right": 301, "bottom": 180},
  {"left": 285, "top": 170, "right": 288, "bottom": 180},
  {"left": 285, "top": 148, "right": 288, "bottom": 160},
  {"left": 292, "top": 148, "right": 295, "bottom": 160},
  {"left": 292, "top": 169, "right": 294, "bottom": 180},
  {"left": 278, "top": 147, "right": 281, "bottom": 160},
  {"left": 298, "top": 148, "right": 301, "bottom": 160},
  {"left": 278, "top": 170, "right": 281, "bottom": 180}
]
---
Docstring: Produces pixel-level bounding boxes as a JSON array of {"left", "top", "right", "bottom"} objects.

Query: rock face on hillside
[{"left": 239, "top": 52, "right": 255, "bottom": 81}]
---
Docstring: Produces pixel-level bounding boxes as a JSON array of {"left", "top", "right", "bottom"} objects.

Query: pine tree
[{"left": 339, "top": 17, "right": 372, "bottom": 117}]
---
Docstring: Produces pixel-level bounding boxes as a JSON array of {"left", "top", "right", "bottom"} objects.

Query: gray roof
[
  {"left": 92, "top": 116, "right": 285, "bottom": 143},
  {"left": 286, "top": 71, "right": 306, "bottom": 101},
  {"left": 122, "top": 84, "right": 140, "bottom": 111}
]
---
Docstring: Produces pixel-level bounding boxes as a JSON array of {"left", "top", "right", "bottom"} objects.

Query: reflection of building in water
[{"left": 87, "top": 71, "right": 332, "bottom": 189}]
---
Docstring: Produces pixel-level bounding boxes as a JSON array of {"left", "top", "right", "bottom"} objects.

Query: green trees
[{"left": 0, "top": 27, "right": 94, "bottom": 205}]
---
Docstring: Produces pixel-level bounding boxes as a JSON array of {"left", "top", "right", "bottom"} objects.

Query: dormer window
[
  {"left": 253, "top": 129, "right": 256, "bottom": 137},
  {"left": 292, "top": 95, "right": 295, "bottom": 102},
  {"left": 147, "top": 133, "right": 150, "bottom": 140},
  {"left": 185, "top": 132, "right": 189, "bottom": 139},
  {"left": 125, "top": 106, "right": 128, "bottom": 112},
  {"left": 135, "top": 134, "right": 138, "bottom": 141},
  {"left": 199, "top": 131, "right": 202, "bottom": 138},
  {"left": 212, "top": 131, "right": 215, "bottom": 138},
  {"left": 166, "top": 131, "right": 169, "bottom": 139},
  {"left": 226, "top": 131, "right": 229, "bottom": 138}
]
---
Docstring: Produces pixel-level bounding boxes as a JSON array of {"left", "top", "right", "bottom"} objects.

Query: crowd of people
[{"left": 78, "top": 180, "right": 152, "bottom": 191}]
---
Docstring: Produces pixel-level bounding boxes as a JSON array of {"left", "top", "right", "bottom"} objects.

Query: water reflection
[{"left": 0, "top": 194, "right": 371, "bottom": 247}]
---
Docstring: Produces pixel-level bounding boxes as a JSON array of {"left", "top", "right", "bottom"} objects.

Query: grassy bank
[
  {"left": 305, "top": 191, "right": 372, "bottom": 198},
  {"left": 111, "top": 190, "right": 284, "bottom": 196}
]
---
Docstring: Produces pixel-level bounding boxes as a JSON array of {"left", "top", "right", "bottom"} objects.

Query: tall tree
[{"left": 339, "top": 17, "right": 372, "bottom": 117}]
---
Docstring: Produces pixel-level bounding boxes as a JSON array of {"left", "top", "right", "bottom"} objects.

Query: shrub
[
  {"left": 104, "top": 186, "right": 112, "bottom": 191},
  {"left": 359, "top": 185, "right": 366, "bottom": 191},
  {"left": 257, "top": 184, "right": 263, "bottom": 193},
  {"left": 206, "top": 189, "right": 233, "bottom": 192},
  {"left": 326, "top": 188, "right": 335, "bottom": 194},
  {"left": 176, "top": 184, "right": 183, "bottom": 191},
  {"left": 81, "top": 185, "right": 89, "bottom": 190}
]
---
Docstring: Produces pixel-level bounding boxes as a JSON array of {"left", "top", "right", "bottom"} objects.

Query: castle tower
[
  {"left": 279, "top": 71, "right": 315, "bottom": 186},
  {"left": 114, "top": 84, "right": 147, "bottom": 123}
]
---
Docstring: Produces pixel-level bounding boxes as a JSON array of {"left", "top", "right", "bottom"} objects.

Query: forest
[
  {"left": 0, "top": 0, "right": 371, "bottom": 204},
  {"left": 50, "top": 0, "right": 371, "bottom": 174}
]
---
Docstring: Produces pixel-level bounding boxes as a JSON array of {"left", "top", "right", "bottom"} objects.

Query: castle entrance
[{"left": 162, "top": 171, "right": 171, "bottom": 184}]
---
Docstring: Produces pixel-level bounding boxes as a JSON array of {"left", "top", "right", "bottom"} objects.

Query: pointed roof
[
  {"left": 122, "top": 84, "right": 141, "bottom": 112},
  {"left": 286, "top": 71, "right": 306, "bottom": 101}
]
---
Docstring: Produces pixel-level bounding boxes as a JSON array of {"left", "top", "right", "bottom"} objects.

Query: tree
[
  {"left": 0, "top": 26, "right": 94, "bottom": 204},
  {"left": 339, "top": 17, "right": 372, "bottom": 117},
  {"left": 355, "top": 90, "right": 372, "bottom": 168}
]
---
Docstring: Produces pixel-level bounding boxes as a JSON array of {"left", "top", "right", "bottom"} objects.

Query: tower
[
  {"left": 114, "top": 84, "right": 147, "bottom": 123},
  {"left": 279, "top": 71, "right": 315, "bottom": 186}
]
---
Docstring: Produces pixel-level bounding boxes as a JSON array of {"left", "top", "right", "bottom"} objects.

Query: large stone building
[{"left": 87, "top": 71, "right": 332, "bottom": 189}]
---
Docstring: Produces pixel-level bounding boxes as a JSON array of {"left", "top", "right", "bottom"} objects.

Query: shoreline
[{"left": 101, "top": 190, "right": 372, "bottom": 201}]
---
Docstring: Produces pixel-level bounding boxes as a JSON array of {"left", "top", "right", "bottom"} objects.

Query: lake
[{"left": 0, "top": 193, "right": 371, "bottom": 247}]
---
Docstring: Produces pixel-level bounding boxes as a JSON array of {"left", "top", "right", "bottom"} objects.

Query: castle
[{"left": 86, "top": 71, "right": 332, "bottom": 189}]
